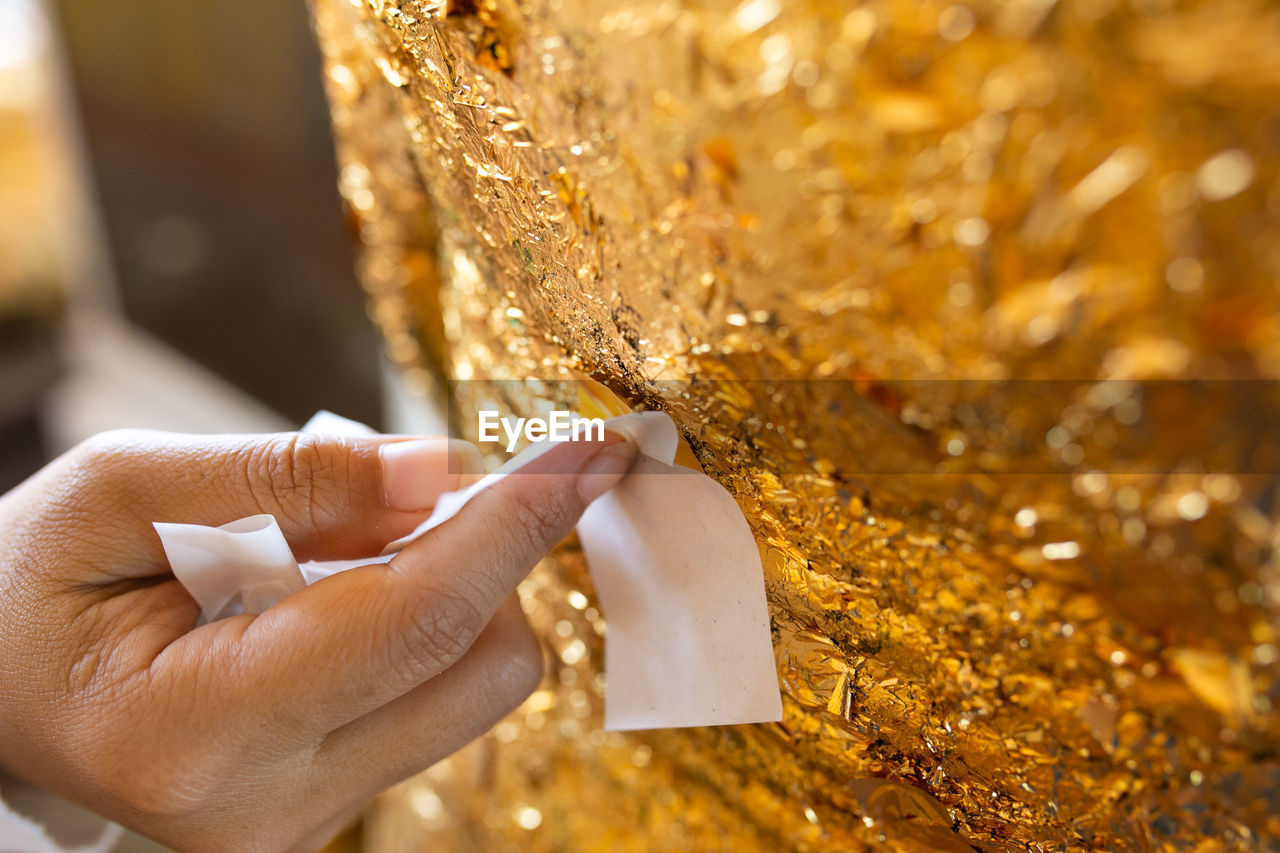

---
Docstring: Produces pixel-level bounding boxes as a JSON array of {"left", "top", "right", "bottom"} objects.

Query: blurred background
[
  {"left": 0, "top": 0, "right": 387, "bottom": 495},
  {"left": 1, "top": 0, "right": 388, "bottom": 846}
]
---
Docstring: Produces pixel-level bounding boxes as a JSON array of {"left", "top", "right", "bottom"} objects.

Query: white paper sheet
[
  {"left": 155, "top": 515, "right": 306, "bottom": 623},
  {"left": 577, "top": 455, "right": 781, "bottom": 730},
  {"left": 153, "top": 411, "right": 781, "bottom": 730}
]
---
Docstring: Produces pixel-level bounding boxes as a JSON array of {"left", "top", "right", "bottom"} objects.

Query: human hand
[{"left": 0, "top": 428, "right": 636, "bottom": 851}]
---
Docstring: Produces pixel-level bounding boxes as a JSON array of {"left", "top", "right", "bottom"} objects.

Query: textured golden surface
[{"left": 310, "top": 0, "right": 1280, "bottom": 849}]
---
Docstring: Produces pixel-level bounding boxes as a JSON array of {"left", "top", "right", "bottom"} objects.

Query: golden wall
[{"left": 310, "top": 0, "right": 1280, "bottom": 849}]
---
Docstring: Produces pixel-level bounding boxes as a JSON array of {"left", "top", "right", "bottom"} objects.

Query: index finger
[{"left": 216, "top": 434, "right": 636, "bottom": 735}]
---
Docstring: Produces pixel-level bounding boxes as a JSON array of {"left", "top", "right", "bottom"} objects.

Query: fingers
[
  {"left": 48, "top": 429, "right": 482, "bottom": 567},
  {"left": 231, "top": 435, "right": 636, "bottom": 733},
  {"left": 309, "top": 597, "right": 541, "bottom": 798}
]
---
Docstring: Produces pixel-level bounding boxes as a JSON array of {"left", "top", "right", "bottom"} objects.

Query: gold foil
[{"left": 310, "top": 0, "right": 1280, "bottom": 849}]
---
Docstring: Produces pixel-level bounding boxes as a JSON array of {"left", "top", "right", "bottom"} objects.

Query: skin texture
[{"left": 0, "top": 429, "right": 637, "bottom": 852}]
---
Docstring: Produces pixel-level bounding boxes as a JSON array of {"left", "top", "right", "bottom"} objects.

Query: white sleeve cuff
[{"left": 0, "top": 783, "right": 122, "bottom": 853}]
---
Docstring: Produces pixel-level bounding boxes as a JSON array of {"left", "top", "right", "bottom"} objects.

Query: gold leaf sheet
[{"left": 310, "top": 0, "right": 1280, "bottom": 848}]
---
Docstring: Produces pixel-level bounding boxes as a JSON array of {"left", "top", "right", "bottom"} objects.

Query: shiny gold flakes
[{"left": 312, "top": 0, "right": 1280, "bottom": 849}]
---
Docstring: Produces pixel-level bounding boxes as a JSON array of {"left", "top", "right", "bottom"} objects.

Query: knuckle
[
  {"left": 34, "top": 430, "right": 163, "bottom": 545},
  {"left": 75, "top": 428, "right": 147, "bottom": 459},
  {"left": 244, "top": 435, "right": 350, "bottom": 527},
  {"left": 499, "top": 485, "right": 577, "bottom": 560},
  {"left": 78, "top": 734, "right": 223, "bottom": 820},
  {"left": 68, "top": 678, "right": 273, "bottom": 829},
  {"left": 491, "top": 631, "right": 544, "bottom": 706},
  {"left": 64, "top": 429, "right": 153, "bottom": 487},
  {"left": 510, "top": 488, "right": 565, "bottom": 538},
  {"left": 124, "top": 757, "right": 216, "bottom": 818},
  {"left": 392, "top": 585, "right": 486, "bottom": 683},
  {"left": 63, "top": 634, "right": 109, "bottom": 699}
]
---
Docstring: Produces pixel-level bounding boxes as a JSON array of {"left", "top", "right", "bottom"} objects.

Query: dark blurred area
[
  {"left": 0, "top": 2, "right": 381, "bottom": 841},
  {"left": 49, "top": 0, "right": 380, "bottom": 426},
  {"left": 0, "top": 0, "right": 384, "bottom": 492}
]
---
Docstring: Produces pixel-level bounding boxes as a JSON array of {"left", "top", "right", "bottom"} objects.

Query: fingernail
[
  {"left": 381, "top": 439, "right": 483, "bottom": 511},
  {"left": 577, "top": 441, "right": 639, "bottom": 504}
]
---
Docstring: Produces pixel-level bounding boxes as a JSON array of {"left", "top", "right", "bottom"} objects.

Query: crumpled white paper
[{"left": 154, "top": 411, "right": 782, "bottom": 730}]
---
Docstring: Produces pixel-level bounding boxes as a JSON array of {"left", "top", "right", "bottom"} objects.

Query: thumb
[{"left": 53, "top": 428, "right": 481, "bottom": 565}]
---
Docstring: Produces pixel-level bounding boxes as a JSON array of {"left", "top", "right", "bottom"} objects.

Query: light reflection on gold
[{"left": 310, "top": 0, "right": 1280, "bottom": 849}]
